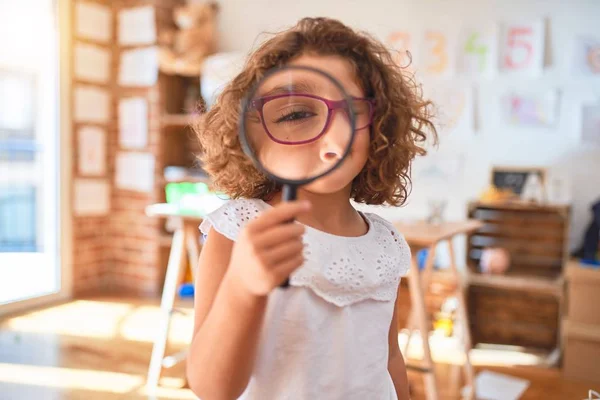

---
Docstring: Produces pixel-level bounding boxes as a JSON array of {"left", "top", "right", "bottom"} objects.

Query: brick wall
[
  {"left": 71, "top": 0, "right": 113, "bottom": 293},
  {"left": 72, "top": 0, "right": 181, "bottom": 296}
]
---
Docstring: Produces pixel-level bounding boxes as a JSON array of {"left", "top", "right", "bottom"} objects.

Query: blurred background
[{"left": 0, "top": 0, "right": 599, "bottom": 399}]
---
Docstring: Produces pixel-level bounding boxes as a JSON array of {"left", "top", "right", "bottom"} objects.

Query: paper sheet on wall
[
  {"left": 116, "top": 152, "right": 155, "bottom": 193},
  {"left": 545, "top": 171, "right": 572, "bottom": 205},
  {"left": 74, "top": 85, "right": 110, "bottom": 123},
  {"left": 426, "top": 85, "right": 475, "bottom": 135},
  {"left": 500, "top": 20, "right": 545, "bottom": 75},
  {"left": 502, "top": 90, "right": 559, "bottom": 127},
  {"left": 74, "top": 179, "right": 110, "bottom": 216},
  {"left": 75, "top": 2, "right": 111, "bottom": 43},
  {"left": 78, "top": 126, "right": 106, "bottom": 176},
  {"left": 459, "top": 25, "right": 498, "bottom": 77},
  {"left": 413, "top": 151, "right": 466, "bottom": 183},
  {"left": 119, "top": 97, "right": 148, "bottom": 149},
  {"left": 581, "top": 104, "right": 600, "bottom": 146},
  {"left": 572, "top": 36, "right": 600, "bottom": 76},
  {"left": 118, "top": 6, "right": 156, "bottom": 45},
  {"left": 119, "top": 47, "right": 159, "bottom": 87},
  {"left": 74, "top": 43, "right": 110, "bottom": 83}
]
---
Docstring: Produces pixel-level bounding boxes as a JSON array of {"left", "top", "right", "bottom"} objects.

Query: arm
[
  {"left": 186, "top": 230, "right": 267, "bottom": 400},
  {"left": 388, "top": 282, "right": 411, "bottom": 400},
  {"left": 186, "top": 201, "right": 309, "bottom": 400}
]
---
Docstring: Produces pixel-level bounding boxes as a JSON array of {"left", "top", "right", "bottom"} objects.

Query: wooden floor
[{"left": 0, "top": 296, "right": 596, "bottom": 400}]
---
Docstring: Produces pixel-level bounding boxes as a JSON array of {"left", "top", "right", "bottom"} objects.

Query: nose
[{"left": 319, "top": 108, "right": 351, "bottom": 163}]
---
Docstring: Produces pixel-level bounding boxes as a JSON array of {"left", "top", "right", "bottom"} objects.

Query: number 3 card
[
  {"left": 500, "top": 20, "right": 545, "bottom": 75},
  {"left": 421, "top": 29, "right": 455, "bottom": 77}
]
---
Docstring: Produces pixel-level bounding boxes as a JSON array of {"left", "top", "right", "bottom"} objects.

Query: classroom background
[{"left": 1, "top": 0, "right": 599, "bottom": 399}]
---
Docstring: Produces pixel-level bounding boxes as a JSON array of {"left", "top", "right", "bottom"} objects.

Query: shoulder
[
  {"left": 364, "top": 212, "right": 406, "bottom": 243},
  {"left": 363, "top": 212, "right": 411, "bottom": 276},
  {"left": 199, "top": 198, "right": 268, "bottom": 241}
]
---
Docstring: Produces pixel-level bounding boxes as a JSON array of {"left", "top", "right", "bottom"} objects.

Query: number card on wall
[
  {"left": 422, "top": 29, "right": 455, "bottom": 77},
  {"left": 386, "top": 31, "right": 413, "bottom": 69},
  {"left": 459, "top": 26, "right": 497, "bottom": 77},
  {"left": 573, "top": 36, "right": 600, "bottom": 76},
  {"left": 500, "top": 20, "right": 545, "bottom": 75}
]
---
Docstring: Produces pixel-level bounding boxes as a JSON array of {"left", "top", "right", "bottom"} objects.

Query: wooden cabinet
[
  {"left": 563, "top": 261, "right": 600, "bottom": 383},
  {"left": 466, "top": 201, "right": 570, "bottom": 353}
]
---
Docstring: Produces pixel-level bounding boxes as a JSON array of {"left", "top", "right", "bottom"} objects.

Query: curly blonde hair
[{"left": 196, "top": 17, "right": 436, "bottom": 206}]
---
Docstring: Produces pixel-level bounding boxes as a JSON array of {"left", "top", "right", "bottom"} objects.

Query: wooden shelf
[
  {"left": 469, "top": 200, "right": 571, "bottom": 214},
  {"left": 563, "top": 319, "right": 600, "bottom": 341},
  {"left": 161, "top": 113, "right": 199, "bottom": 127},
  {"left": 467, "top": 272, "right": 564, "bottom": 296}
]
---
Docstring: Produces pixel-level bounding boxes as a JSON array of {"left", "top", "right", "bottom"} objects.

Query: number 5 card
[{"left": 500, "top": 20, "right": 545, "bottom": 75}]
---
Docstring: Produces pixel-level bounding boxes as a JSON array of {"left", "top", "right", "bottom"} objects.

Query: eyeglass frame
[{"left": 249, "top": 93, "right": 375, "bottom": 146}]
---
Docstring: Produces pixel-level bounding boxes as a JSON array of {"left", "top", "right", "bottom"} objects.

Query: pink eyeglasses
[{"left": 248, "top": 93, "right": 375, "bottom": 145}]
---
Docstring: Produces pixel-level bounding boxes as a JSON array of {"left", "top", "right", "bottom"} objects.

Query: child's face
[{"left": 257, "top": 53, "right": 370, "bottom": 196}]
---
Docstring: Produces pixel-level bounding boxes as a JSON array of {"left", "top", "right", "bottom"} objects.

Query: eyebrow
[{"left": 260, "top": 79, "right": 320, "bottom": 97}]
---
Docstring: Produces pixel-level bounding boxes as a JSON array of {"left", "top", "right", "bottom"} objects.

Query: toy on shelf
[
  {"left": 480, "top": 247, "right": 511, "bottom": 275},
  {"left": 158, "top": 1, "right": 219, "bottom": 77},
  {"left": 478, "top": 185, "right": 518, "bottom": 203}
]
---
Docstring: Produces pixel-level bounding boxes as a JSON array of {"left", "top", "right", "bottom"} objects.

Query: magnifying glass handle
[
  {"left": 279, "top": 184, "right": 299, "bottom": 288},
  {"left": 282, "top": 184, "right": 297, "bottom": 202}
]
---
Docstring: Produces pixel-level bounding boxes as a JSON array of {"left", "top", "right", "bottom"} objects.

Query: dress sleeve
[{"left": 199, "top": 199, "right": 265, "bottom": 241}]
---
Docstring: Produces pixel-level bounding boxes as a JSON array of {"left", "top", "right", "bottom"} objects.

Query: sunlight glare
[
  {"left": 6, "top": 300, "right": 134, "bottom": 339},
  {"left": 0, "top": 363, "right": 143, "bottom": 393}
]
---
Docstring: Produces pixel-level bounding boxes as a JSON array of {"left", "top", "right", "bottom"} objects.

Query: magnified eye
[{"left": 275, "top": 108, "right": 317, "bottom": 124}]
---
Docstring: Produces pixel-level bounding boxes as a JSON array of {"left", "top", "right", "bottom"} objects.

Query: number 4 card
[
  {"left": 500, "top": 20, "right": 545, "bottom": 75},
  {"left": 459, "top": 25, "right": 498, "bottom": 77}
]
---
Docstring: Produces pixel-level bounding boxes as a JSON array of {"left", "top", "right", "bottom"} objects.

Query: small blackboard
[{"left": 491, "top": 167, "right": 546, "bottom": 195}]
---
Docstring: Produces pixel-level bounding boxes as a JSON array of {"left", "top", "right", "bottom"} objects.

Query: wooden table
[
  {"left": 393, "top": 219, "right": 483, "bottom": 400},
  {"left": 145, "top": 203, "right": 205, "bottom": 389}
]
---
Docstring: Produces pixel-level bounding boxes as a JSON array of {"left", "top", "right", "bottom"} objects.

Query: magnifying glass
[{"left": 239, "top": 65, "right": 357, "bottom": 287}]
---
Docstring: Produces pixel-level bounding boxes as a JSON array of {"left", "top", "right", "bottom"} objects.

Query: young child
[{"left": 187, "top": 17, "right": 435, "bottom": 400}]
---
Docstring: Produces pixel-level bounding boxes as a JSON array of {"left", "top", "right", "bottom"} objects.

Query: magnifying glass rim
[{"left": 239, "top": 64, "right": 357, "bottom": 187}]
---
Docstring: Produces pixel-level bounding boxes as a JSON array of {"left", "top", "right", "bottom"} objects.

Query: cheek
[{"left": 351, "top": 130, "right": 370, "bottom": 167}]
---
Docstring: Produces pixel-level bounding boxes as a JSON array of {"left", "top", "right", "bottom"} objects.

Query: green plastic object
[
  {"left": 165, "top": 182, "right": 228, "bottom": 216},
  {"left": 165, "top": 182, "right": 209, "bottom": 205}
]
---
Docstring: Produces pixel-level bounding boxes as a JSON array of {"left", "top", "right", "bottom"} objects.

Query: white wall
[{"left": 213, "top": 0, "right": 600, "bottom": 266}]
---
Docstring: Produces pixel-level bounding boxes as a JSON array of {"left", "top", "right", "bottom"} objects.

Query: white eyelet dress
[{"left": 199, "top": 198, "right": 411, "bottom": 400}]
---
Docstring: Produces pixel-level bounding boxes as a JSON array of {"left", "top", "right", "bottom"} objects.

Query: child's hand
[{"left": 226, "top": 201, "right": 311, "bottom": 297}]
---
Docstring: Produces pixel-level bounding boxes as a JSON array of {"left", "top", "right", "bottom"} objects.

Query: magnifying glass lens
[{"left": 242, "top": 67, "right": 355, "bottom": 182}]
